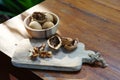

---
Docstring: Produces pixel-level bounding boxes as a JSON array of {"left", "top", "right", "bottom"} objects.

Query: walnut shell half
[
  {"left": 62, "top": 37, "right": 79, "bottom": 51},
  {"left": 47, "top": 34, "right": 62, "bottom": 50}
]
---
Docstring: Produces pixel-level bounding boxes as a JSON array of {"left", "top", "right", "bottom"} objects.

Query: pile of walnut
[
  {"left": 30, "top": 43, "right": 52, "bottom": 61},
  {"left": 30, "top": 34, "right": 79, "bottom": 60},
  {"left": 29, "top": 12, "right": 55, "bottom": 30}
]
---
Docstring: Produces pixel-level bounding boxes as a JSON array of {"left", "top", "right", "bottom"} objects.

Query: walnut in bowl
[{"left": 24, "top": 12, "right": 59, "bottom": 38}]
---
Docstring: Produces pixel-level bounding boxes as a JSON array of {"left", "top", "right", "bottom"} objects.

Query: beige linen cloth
[{"left": 0, "top": 5, "right": 50, "bottom": 58}]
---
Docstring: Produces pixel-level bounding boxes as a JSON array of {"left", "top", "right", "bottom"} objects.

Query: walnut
[
  {"left": 31, "top": 12, "right": 46, "bottom": 24},
  {"left": 39, "top": 51, "right": 52, "bottom": 58},
  {"left": 45, "top": 13, "right": 54, "bottom": 22},
  {"left": 29, "top": 21, "right": 42, "bottom": 30},
  {"left": 62, "top": 37, "right": 79, "bottom": 51},
  {"left": 47, "top": 34, "right": 62, "bottom": 50},
  {"left": 62, "top": 37, "right": 73, "bottom": 46},
  {"left": 42, "top": 21, "right": 54, "bottom": 29},
  {"left": 46, "top": 51, "right": 52, "bottom": 57},
  {"left": 30, "top": 51, "right": 39, "bottom": 61},
  {"left": 38, "top": 43, "right": 46, "bottom": 51},
  {"left": 33, "top": 47, "right": 39, "bottom": 54}
]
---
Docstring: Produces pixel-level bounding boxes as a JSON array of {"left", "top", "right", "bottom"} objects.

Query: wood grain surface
[
  {"left": 0, "top": 0, "right": 120, "bottom": 80},
  {"left": 30, "top": 0, "right": 120, "bottom": 80}
]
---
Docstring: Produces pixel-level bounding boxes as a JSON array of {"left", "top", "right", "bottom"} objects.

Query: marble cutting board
[{"left": 11, "top": 39, "right": 96, "bottom": 71}]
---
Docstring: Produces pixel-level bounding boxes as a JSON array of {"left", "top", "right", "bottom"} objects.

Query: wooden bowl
[{"left": 24, "top": 12, "right": 59, "bottom": 38}]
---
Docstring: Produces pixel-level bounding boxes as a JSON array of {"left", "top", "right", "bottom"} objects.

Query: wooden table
[{"left": 0, "top": 0, "right": 120, "bottom": 80}]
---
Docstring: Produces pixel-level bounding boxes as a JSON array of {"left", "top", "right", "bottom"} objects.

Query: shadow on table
[{"left": 0, "top": 51, "right": 43, "bottom": 80}]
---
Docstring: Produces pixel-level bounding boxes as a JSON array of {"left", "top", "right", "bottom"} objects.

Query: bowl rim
[{"left": 24, "top": 12, "right": 59, "bottom": 32}]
